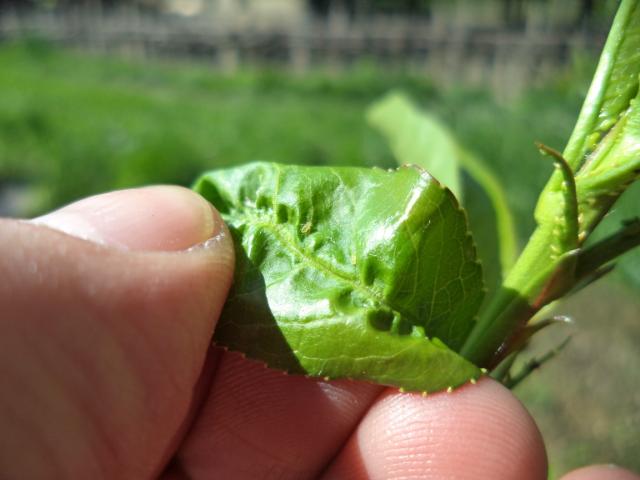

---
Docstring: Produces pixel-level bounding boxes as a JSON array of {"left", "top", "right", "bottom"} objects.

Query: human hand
[{"left": 0, "top": 187, "right": 637, "bottom": 480}]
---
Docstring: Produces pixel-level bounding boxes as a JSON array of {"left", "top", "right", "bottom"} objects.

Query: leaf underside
[{"left": 195, "top": 162, "right": 485, "bottom": 392}]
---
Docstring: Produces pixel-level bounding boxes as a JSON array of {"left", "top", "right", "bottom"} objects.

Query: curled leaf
[
  {"left": 195, "top": 162, "right": 485, "bottom": 392},
  {"left": 368, "top": 92, "right": 518, "bottom": 276}
]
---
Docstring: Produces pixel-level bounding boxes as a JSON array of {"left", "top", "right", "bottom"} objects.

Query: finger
[
  {"left": 34, "top": 185, "right": 217, "bottom": 251},
  {"left": 173, "top": 352, "right": 382, "bottom": 479},
  {"left": 560, "top": 465, "right": 640, "bottom": 480},
  {"left": 0, "top": 187, "right": 234, "bottom": 479},
  {"left": 323, "top": 378, "right": 547, "bottom": 480}
]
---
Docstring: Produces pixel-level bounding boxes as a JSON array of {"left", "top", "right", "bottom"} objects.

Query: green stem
[
  {"left": 575, "top": 218, "right": 640, "bottom": 279},
  {"left": 504, "top": 336, "right": 571, "bottom": 389},
  {"left": 459, "top": 230, "right": 554, "bottom": 367},
  {"left": 460, "top": 0, "right": 640, "bottom": 367},
  {"left": 461, "top": 149, "right": 578, "bottom": 366}
]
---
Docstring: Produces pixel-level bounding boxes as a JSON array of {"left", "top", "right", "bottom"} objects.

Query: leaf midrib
[{"left": 232, "top": 209, "right": 423, "bottom": 328}]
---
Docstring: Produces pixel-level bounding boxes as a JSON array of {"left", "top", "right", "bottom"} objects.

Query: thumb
[{"left": 0, "top": 187, "right": 234, "bottom": 479}]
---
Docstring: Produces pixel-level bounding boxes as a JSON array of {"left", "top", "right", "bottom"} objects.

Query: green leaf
[
  {"left": 367, "top": 92, "right": 462, "bottom": 199},
  {"left": 563, "top": 0, "right": 640, "bottom": 170},
  {"left": 575, "top": 91, "right": 640, "bottom": 231},
  {"left": 195, "top": 162, "right": 485, "bottom": 392},
  {"left": 367, "top": 92, "right": 518, "bottom": 275},
  {"left": 458, "top": 149, "right": 518, "bottom": 276}
]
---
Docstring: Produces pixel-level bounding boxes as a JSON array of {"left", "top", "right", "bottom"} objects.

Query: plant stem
[{"left": 460, "top": 0, "right": 640, "bottom": 367}]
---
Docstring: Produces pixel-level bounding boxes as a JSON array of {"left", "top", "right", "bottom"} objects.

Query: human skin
[{"left": 0, "top": 186, "right": 636, "bottom": 479}]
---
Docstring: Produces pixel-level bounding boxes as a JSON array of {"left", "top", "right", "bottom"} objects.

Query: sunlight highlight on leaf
[{"left": 195, "top": 162, "right": 485, "bottom": 392}]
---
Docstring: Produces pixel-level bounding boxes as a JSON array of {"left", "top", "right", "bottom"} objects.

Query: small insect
[{"left": 301, "top": 221, "right": 312, "bottom": 234}]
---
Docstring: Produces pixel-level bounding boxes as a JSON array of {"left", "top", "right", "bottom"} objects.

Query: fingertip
[
  {"left": 560, "top": 465, "right": 640, "bottom": 480},
  {"left": 0, "top": 190, "right": 236, "bottom": 477},
  {"left": 0, "top": 187, "right": 239, "bottom": 478},
  {"left": 33, "top": 186, "right": 221, "bottom": 251},
  {"left": 25, "top": 185, "right": 236, "bottom": 349},
  {"left": 325, "top": 378, "right": 547, "bottom": 480}
]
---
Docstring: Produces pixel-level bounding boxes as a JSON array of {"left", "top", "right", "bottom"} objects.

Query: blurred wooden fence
[{"left": 0, "top": 7, "right": 607, "bottom": 96}]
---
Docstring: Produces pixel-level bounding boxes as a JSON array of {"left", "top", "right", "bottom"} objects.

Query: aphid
[{"left": 301, "top": 221, "right": 312, "bottom": 234}]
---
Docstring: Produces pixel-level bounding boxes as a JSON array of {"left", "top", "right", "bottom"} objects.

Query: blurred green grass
[
  {"left": 0, "top": 39, "right": 638, "bottom": 477},
  {"left": 0, "top": 38, "right": 579, "bottom": 223},
  {"left": 0, "top": 39, "right": 439, "bottom": 212}
]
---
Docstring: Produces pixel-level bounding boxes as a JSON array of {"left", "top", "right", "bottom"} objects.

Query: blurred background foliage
[{"left": 0, "top": 0, "right": 638, "bottom": 477}]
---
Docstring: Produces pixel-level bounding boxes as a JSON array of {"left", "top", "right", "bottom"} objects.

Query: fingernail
[{"left": 32, "top": 186, "right": 220, "bottom": 251}]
